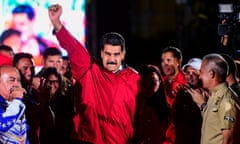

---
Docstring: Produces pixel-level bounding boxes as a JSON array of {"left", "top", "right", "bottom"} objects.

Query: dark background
[{"left": 85, "top": 0, "right": 240, "bottom": 70}]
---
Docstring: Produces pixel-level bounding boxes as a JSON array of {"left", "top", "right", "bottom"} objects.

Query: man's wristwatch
[{"left": 200, "top": 102, "right": 207, "bottom": 111}]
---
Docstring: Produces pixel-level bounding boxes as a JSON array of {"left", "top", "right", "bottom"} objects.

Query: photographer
[
  {"left": 218, "top": 19, "right": 236, "bottom": 57},
  {"left": 218, "top": 1, "right": 240, "bottom": 58}
]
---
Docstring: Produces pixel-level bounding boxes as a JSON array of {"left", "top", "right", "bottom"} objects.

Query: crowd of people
[{"left": 1, "top": 3, "right": 240, "bottom": 144}]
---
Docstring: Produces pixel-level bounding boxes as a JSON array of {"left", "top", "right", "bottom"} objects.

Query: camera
[{"left": 218, "top": 2, "right": 240, "bottom": 35}]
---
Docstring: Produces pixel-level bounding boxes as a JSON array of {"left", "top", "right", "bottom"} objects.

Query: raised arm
[
  {"left": 48, "top": 4, "right": 63, "bottom": 32},
  {"left": 48, "top": 4, "right": 91, "bottom": 80}
]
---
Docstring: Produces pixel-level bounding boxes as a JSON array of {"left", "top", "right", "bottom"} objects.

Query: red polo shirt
[{"left": 163, "top": 70, "right": 186, "bottom": 144}]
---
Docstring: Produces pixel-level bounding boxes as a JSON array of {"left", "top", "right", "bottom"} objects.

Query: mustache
[{"left": 107, "top": 61, "right": 117, "bottom": 65}]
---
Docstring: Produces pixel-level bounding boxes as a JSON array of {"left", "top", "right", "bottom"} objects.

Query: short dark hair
[
  {"left": 162, "top": 46, "right": 182, "bottom": 60},
  {"left": 41, "top": 67, "right": 62, "bottom": 82},
  {"left": 62, "top": 56, "right": 69, "bottom": 60},
  {"left": 100, "top": 32, "right": 125, "bottom": 51},
  {"left": 13, "top": 52, "right": 33, "bottom": 66},
  {"left": 43, "top": 47, "right": 62, "bottom": 59},
  {"left": 41, "top": 67, "right": 62, "bottom": 95},
  {"left": 0, "top": 45, "right": 13, "bottom": 52},
  {"left": 0, "top": 29, "right": 21, "bottom": 43},
  {"left": 12, "top": 4, "right": 35, "bottom": 20}
]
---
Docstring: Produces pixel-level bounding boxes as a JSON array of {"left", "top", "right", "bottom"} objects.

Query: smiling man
[
  {"left": 161, "top": 46, "right": 186, "bottom": 144},
  {"left": 48, "top": 4, "right": 140, "bottom": 144},
  {"left": 0, "top": 65, "right": 28, "bottom": 144}
]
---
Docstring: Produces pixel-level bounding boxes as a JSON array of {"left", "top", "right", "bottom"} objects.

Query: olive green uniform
[{"left": 201, "top": 83, "right": 240, "bottom": 144}]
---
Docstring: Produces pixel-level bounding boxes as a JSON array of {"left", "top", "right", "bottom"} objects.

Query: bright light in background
[{"left": 0, "top": 0, "right": 86, "bottom": 56}]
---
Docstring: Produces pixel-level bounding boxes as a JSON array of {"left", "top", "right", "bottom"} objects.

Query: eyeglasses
[{"left": 47, "top": 80, "right": 59, "bottom": 85}]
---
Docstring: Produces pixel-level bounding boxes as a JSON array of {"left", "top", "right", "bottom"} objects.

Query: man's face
[
  {"left": 184, "top": 66, "right": 200, "bottom": 87},
  {"left": 16, "top": 58, "right": 34, "bottom": 81},
  {"left": 12, "top": 13, "right": 34, "bottom": 38},
  {"left": 61, "top": 59, "right": 69, "bottom": 76},
  {"left": 101, "top": 44, "right": 125, "bottom": 72},
  {"left": 0, "top": 67, "right": 21, "bottom": 100},
  {"left": 161, "top": 52, "right": 180, "bottom": 77},
  {"left": 44, "top": 55, "right": 63, "bottom": 73},
  {"left": 199, "top": 60, "right": 211, "bottom": 90}
]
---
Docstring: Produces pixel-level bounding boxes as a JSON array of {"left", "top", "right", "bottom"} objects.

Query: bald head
[{"left": 0, "top": 65, "right": 21, "bottom": 100}]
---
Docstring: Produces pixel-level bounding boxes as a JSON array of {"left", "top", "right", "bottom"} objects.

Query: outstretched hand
[{"left": 48, "top": 4, "right": 63, "bottom": 32}]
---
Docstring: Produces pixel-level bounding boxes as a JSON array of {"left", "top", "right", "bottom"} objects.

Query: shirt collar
[{"left": 113, "top": 65, "right": 123, "bottom": 73}]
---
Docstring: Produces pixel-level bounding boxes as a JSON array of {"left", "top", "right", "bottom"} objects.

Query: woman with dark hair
[
  {"left": 133, "top": 64, "right": 169, "bottom": 144},
  {"left": 39, "top": 67, "right": 72, "bottom": 144}
]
